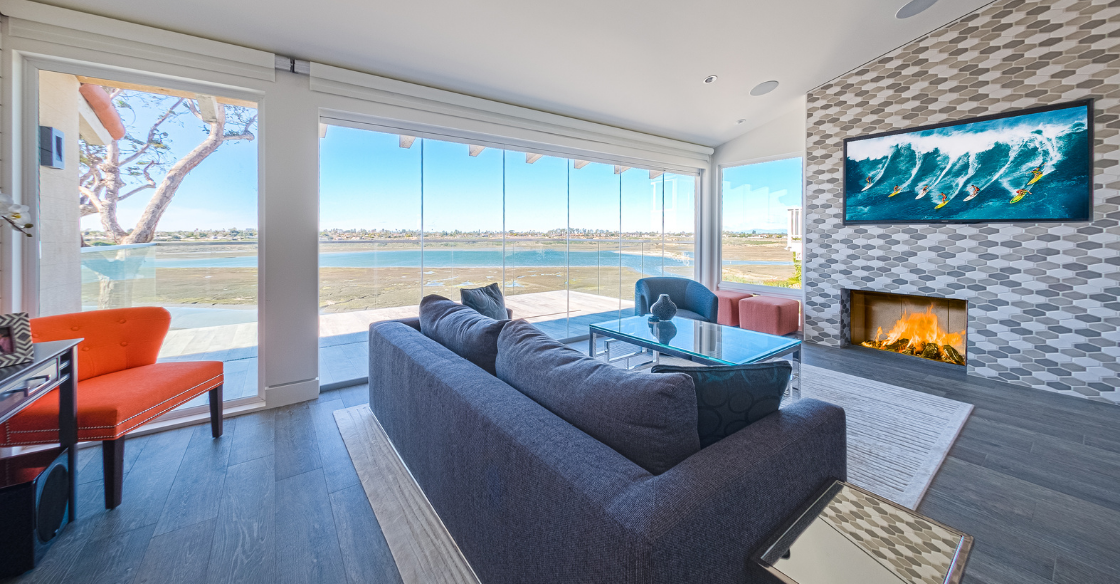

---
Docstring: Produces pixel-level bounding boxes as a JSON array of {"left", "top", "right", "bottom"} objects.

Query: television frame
[{"left": 841, "top": 98, "right": 1094, "bottom": 226}]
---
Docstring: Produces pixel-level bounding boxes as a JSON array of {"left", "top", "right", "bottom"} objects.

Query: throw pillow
[
  {"left": 651, "top": 362, "right": 791, "bottom": 448},
  {"left": 418, "top": 294, "right": 507, "bottom": 375},
  {"left": 460, "top": 283, "right": 508, "bottom": 321},
  {"left": 495, "top": 319, "right": 700, "bottom": 475}
]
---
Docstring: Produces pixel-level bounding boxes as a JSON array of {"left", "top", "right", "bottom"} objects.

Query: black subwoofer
[{"left": 0, "top": 447, "right": 70, "bottom": 577}]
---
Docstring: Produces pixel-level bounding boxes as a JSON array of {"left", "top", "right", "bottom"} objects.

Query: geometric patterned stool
[
  {"left": 739, "top": 295, "right": 800, "bottom": 336},
  {"left": 714, "top": 289, "right": 754, "bottom": 326}
]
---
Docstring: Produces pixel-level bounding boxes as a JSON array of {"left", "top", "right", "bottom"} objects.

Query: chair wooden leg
[
  {"left": 209, "top": 384, "right": 223, "bottom": 438},
  {"left": 103, "top": 437, "right": 125, "bottom": 510}
]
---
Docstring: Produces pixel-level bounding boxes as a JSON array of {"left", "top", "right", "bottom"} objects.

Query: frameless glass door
[{"left": 38, "top": 70, "right": 260, "bottom": 406}]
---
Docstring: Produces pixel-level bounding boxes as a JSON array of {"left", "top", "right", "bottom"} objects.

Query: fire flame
[
  {"left": 862, "top": 305, "right": 966, "bottom": 365},
  {"left": 875, "top": 306, "right": 964, "bottom": 353}
]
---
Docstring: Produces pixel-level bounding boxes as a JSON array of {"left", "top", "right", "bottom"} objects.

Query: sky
[
  {"left": 78, "top": 90, "right": 259, "bottom": 232},
  {"left": 721, "top": 157, "right": 803, "bottom": 234},
  {"left": 319, "top": 125, "right": 697, "bottom": 234},
  {"left": 78, "top": 91, "right": 700, "bottom": 234}
]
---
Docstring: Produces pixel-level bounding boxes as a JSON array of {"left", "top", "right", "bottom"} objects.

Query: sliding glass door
[
  {"left": 37, "top": 69, "right": 260, "bottom": 406},
  {"left": 319, "top": 124, "right": 700, "bottom": 382}
]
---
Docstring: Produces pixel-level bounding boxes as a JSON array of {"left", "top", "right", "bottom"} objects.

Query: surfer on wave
[
  {"left": 964, "top": 185, "right": 980, "bottom": 201},
  {"left": 889, "top": 185, "right": 901, "bottom": 197},
  {"left": 1011, "top": 189, "right": 1030, "bottom": 204},
  {"left": 1027, "top": 167, "right": 1044, "bottom": 186},
  {"left": 916, "top": 185, "right": 929, "bottom": 200},
  {"left": 936, "top": 192, "right": 950, "bottom": 209}
]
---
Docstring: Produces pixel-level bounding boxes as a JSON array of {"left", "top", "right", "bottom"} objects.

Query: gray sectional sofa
[{"left": 368, "top": 314, "right": 846, "bottom": 584}]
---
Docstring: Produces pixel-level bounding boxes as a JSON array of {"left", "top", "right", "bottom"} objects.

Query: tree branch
[{"left": 120, "top": 98, "right": 183, "bottom": 167}]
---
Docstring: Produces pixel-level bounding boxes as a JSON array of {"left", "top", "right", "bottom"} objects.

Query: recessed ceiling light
[
  {"left": 896, "top": 0, "right": 938, "bottom": 19},
  {"left": 750, "top": 80, "right": 779, "bottom": 96},
  {"left": 703, "top": 75, "right": 718, "bottom": 84}
]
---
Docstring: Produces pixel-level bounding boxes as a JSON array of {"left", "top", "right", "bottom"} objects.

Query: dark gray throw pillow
[
  {"left": 651, "top": 362, "right": 791, "bottom": 448},
  {"left": 418, "top": 294, "right": 507, "bottom": 375},
  {"left": 495, "top": 320, "right": 700, "bottom": 475},
  {"left": 459, "top": 283, "right": 508, "bottom": 321}
]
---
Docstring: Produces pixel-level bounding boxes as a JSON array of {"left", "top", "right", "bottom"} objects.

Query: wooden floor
[
  {"left": 4, "top": 342, "right": 1118, "bottom": 584},
  {"left": 807, "top": 344, "right": 1120, "bottom": 584}
]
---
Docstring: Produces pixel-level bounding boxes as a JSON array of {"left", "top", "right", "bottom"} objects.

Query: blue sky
[
  {"left": 722, "top": 157, "right": 803, "bottom": 233},
  {"left": 320, "top": 125, "right": 697, "bottom": 234},
  {"left": 80, "top": 92, "right": 259, "bottom": 231},
  {"left": 81, "top": 94, "right": 697, "bottom": 234}
]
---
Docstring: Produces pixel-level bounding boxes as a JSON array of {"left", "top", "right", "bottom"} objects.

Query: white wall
[
  {"left": 37, "top": 70, "right": 81, "bottom": 316},
  {"left": 711, "top": 98, "right": 807, "bottom": 166},
  {"left": 702, "top": 97, "right": 807, "bottom": 292}
]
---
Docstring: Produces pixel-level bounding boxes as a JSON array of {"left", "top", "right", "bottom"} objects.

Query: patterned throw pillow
[
  {"left": 651, "top": 362, "right": 791, "bottom": 448},
  {"left": 460, "top": 283, "right": 508, "bottom": 321}
]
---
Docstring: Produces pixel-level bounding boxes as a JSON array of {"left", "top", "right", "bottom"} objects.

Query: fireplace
[{"left": 844, "top": 290, "right": 967, "bottom": 366}]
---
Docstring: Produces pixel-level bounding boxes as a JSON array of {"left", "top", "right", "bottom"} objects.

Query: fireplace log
[
  {"left": 885, "top": 338, "right": 910, "bottom": 352},
  {"left": 920, "top": 343, "right": 940, "bottom": 360},
  {"left": 943, "top": 345, "right": 965, "bottom": 365},
  {"left": 860, "top": 340, "right": 882, "bottom": 349}
]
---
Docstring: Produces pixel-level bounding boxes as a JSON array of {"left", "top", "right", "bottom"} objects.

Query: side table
[
  {"left": 754, "top": 480, "right": 972, "bottom": 584},
  {"left": 0, "top": 339, "right": 82, "bottom": 523}
]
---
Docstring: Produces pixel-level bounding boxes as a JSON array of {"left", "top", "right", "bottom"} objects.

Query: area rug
[
  {"left": 800, "top": 364, "right": 973, "bottom": 509},
  {"left": 620, "top": 352, "right": 973, "bottom": 509}
]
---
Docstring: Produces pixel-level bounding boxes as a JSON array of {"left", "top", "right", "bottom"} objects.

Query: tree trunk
[
  {"left": 98, "top": 142, "right": 131, "bottom": 244},
  {"left": 123, "top": 107, "right": 227, "bottom": 244}
]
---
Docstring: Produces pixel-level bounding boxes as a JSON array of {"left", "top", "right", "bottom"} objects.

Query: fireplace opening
[{"left": 846, "top": 290, "right": 966, "bottom": 366}]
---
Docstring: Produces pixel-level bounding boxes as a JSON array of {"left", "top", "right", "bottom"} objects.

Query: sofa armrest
[{"left": 617, "top": 398, "right": 847, "bottom": 583}]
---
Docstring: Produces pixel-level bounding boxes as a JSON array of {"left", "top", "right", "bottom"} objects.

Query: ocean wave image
[{"left": 844, "top": 103, "right": 1092, "bottom": 223}]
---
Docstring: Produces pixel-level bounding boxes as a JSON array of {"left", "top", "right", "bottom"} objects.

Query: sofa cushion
[
  {"left": 495, "top": 319, "right": 700, "bottom": 474},
  {"left": 460, "top": 283, "right": 508, "bottom": 321},
  {"left": 419, "top": 294, "right": 507, "bottom": 375},
  {"left": 651, "top": 361, "right": 791, "bottom": 448}
]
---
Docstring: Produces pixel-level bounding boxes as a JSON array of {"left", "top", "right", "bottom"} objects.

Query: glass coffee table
[
  {"left": 588, "top": 315, "right": 802, "bottom": 396},
  {"left": 754, "top": 481, "right": 973, "bottom": 584}
]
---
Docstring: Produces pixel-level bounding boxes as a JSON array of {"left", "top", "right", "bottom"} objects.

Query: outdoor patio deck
[{"left": 164, "top": 290, "right": 633, "bottom": 405}]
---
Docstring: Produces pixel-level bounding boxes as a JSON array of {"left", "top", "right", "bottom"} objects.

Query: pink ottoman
[
  {"left": 715, "top": 290, "right": 754, "bottom": 326},
  {"left": 739, "top": 296, "right": 800, "bottom": 336}
]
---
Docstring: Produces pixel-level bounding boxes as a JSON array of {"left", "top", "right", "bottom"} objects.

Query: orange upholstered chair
[{"left": 0, "top": 307, "right": 224, "bottom": 509}]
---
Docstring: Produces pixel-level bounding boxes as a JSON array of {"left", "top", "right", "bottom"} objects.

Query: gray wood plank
[
  {"left": 132, "top": 519, "right": 215, "bottom": 584},
  {"left": 338, "top": 385, "right": 368, "bottom": 407},
  {"left": 228, "top": 409, "right": 274, "bottom": 466},
  {"left": 85, "top": 427, "right": 194, "bottom": 541},
  {"left": 205, "top": 456, "right": 275, "bottom": 584},
  {"left": 329, "top": 484, "right": 405, "bottom": 584},
  {"left": 308, "top": 398, "right": 361, "bottom": 494},
  {"left": 274, "top": 469, "right": 348, "bottom": 584},
  {"left": 60, "top": 524, "right": 156, "bottom": 584},
  {"left": 273, "top": 403, "right": 322, "bottom": 481},
  {"left": 77, "top": 435, "right": 149, "bottom": 487},
  {"left": 961, "top": 548, "right": 1056, "bottom": 584},
  {"left": 153, "top": 425, "right": 233, "bottom": 536},
  {"left": 1052, "top": 555, "right": 1120, "bottom": 584}
]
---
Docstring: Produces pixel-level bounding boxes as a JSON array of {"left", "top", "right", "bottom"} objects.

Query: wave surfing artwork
[{"left": 844, "top": 100, "right": 1092, "bottom": 224}]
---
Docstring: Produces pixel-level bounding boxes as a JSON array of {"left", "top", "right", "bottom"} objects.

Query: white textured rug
[{"left": 800, "top": 364, "right": 973, "bottom": 509}]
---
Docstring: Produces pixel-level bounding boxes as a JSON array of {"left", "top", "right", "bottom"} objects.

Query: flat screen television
[{"left": 843, "top": 99, "right": 1093, "bottom": 225}]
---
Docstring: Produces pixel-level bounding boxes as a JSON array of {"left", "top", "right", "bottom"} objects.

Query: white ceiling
[{"left": 39, "top": 0, "right": 992, "bottom": 147}]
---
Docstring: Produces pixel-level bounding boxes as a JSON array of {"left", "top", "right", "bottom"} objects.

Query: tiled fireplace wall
[{"left": 803, "top": 0, "right": 1120, "bottom": 404}]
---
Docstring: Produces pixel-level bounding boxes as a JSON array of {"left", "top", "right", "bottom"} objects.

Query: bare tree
[{"left": 79, "top": 88, "right": 257, "bottom": 244}]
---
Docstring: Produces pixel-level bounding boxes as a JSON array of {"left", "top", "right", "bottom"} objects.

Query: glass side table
[{"left": 754, "top": 481, "right": 972, "bottom": 584}]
